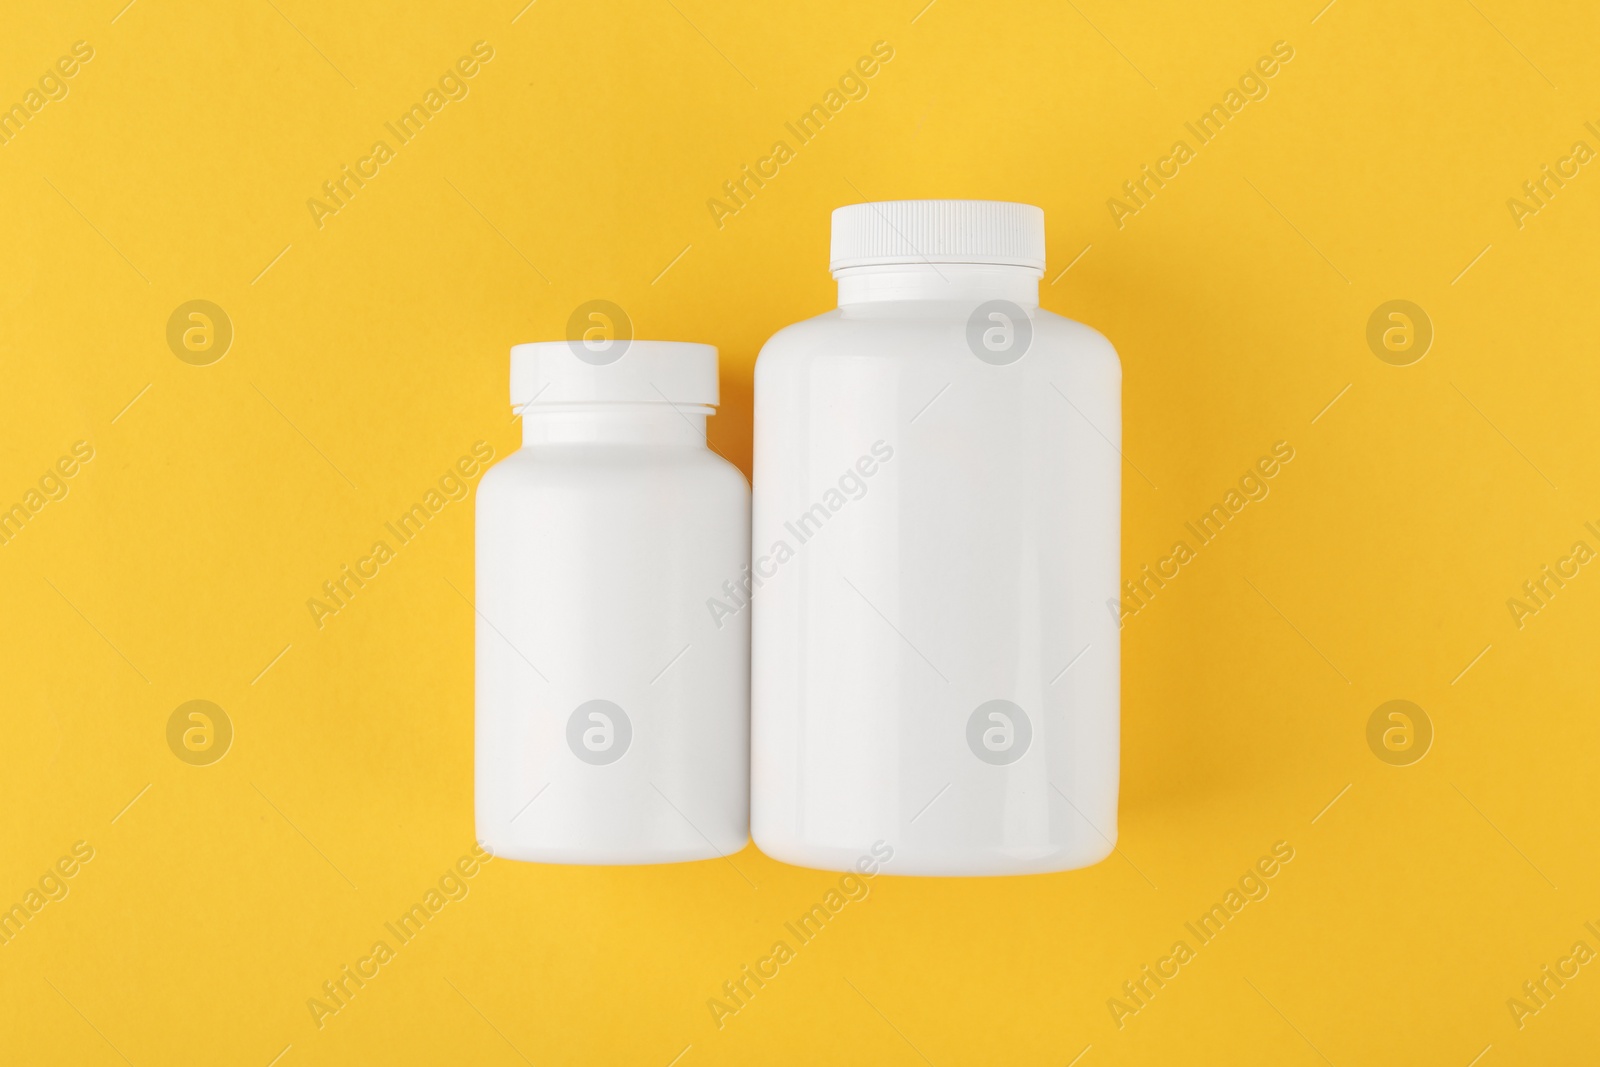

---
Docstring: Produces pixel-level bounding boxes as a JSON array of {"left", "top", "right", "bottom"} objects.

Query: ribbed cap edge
[{"left": 830, "top": 200, "right": 1045, "bottom": 272}]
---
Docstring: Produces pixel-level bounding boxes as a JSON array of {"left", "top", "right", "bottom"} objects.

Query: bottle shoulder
[
  {"left": 755, "top": 304, "right": 1119, "bottom": 376},
  {"left": 479, "top": 444, "right": 748, "bottom": 497}
]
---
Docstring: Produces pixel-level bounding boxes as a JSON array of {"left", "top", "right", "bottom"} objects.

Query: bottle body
[
  {"left": 751, "top": 267, "right": 1121, "bottom": 875},
  {"left": 476, "top": 404, "right": 750, "bottom": 864}
]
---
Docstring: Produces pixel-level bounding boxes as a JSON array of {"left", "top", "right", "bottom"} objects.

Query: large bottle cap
[
  {"left": 829, "top": 200, "right": 1046, "bottom": 273},
  {"left": 510, "top": 340, "right": 719, "bottom": 411}
]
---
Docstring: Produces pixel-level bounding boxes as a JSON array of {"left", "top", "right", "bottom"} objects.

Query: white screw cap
[
  {"left": 829, "top": 200, "right": 1046, "bottom": 273},
  {"left": 511, "top": 341, "right": 719, "bottom": 410}
]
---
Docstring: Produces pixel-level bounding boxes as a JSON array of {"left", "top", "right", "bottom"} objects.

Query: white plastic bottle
[
  {"left": 476, "top": 339, "right": 750, "bottom": 864},
  {"left": 751, "top": 201, "right": 1121, "bottom": 876}
]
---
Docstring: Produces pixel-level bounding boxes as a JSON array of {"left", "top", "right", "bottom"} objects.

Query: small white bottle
[
  {"left": 751, "top": 201, "right": 1121, "bottom": 876},
  {"left": 476, "top": 340, "right": 750, "bottom": 864}
]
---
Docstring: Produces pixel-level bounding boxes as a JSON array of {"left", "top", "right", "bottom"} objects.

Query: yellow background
[{"left": 3, "top": 0, "right": 1598, "bottom": 1063}]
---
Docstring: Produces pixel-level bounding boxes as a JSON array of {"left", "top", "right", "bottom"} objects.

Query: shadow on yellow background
[{"left": 1, "top": 0, "right": 1597, "bottom": 1063}]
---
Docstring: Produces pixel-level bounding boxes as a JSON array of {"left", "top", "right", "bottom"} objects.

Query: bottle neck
[
  {"left": 518, "top": 403, "right": 711, "bottom": 446},
  {"left": 835, "top": 262, "right": 1041, "bottom": 307}
]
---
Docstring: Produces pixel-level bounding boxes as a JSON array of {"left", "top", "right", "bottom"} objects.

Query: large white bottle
[
  {"left": 476, "top": 340, "right": 750, "bottom": 864},
  {"left": 751, "top": 201, "right": 1121, "bottom": 876}
]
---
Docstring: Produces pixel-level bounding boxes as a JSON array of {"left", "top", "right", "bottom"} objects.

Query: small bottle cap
[
  {"left": 511, "top": 340, "right": 719, "bottom": 411},
  {"left": 829, "top": 199, "right": 1046, "bottom": 274}
]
